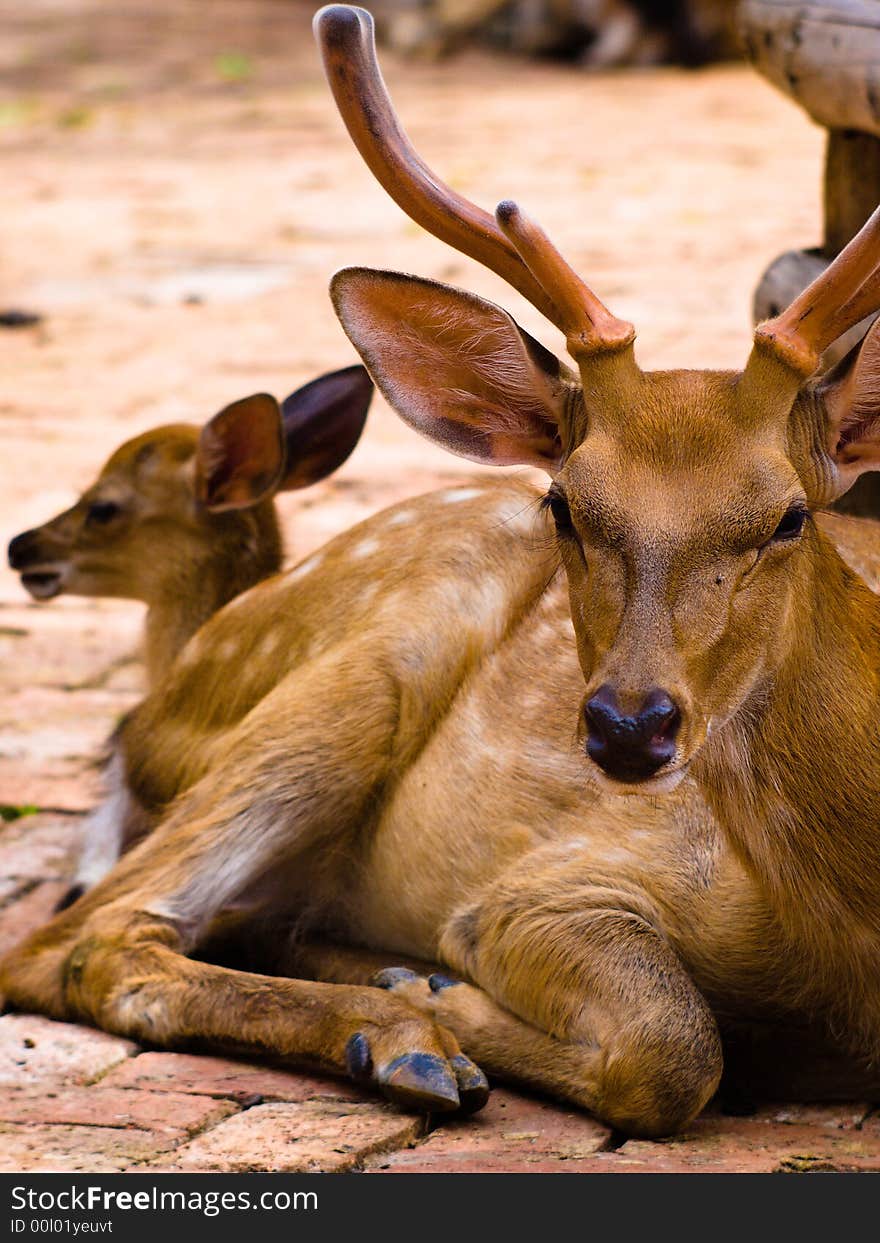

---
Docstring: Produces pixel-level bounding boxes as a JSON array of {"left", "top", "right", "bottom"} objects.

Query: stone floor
[{"left": 2, "top": 0, "right": 880, "bottom": 1174}]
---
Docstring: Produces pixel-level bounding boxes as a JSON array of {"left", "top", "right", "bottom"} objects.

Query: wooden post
[
  {"left": 740, "top": 1, "right": 880, "bottom": 253},
  {"left": 740, "top": 1, "right": 880, "bottom": 513},
  {"left": 824, "top": 129, "right": 880, "bottom": 254}
]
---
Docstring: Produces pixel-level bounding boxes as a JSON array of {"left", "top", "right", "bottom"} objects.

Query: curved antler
[
  {"left": 496, "top": 201, "right": 635, "bottom": 357},
  {"left": 314, "top": 4, "right": 634, "bottom": 361},
  {"left": 748, "top": 204, "right": 880, "bottom": 379}
]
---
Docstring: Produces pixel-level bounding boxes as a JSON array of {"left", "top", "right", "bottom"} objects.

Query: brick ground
[{"left": 2, "top": 0, "right": 880, "bottom": 1176}]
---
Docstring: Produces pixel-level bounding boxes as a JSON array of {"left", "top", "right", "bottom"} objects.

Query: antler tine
[
  {"left": 495, "top": 201, "right": 635, "bottom": 358},
  {"left": 753, "top": 204, "right": 880, "bottom": 377},
  {"left": 313, "top": 5, "right": 564, "bottom": 330}
]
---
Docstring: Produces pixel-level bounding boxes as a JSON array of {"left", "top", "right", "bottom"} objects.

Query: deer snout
[
  {"left": 8, "top": 529, "right": 44, "bottom": 570},
  {"left": 583, "top": 685, "right": 681, "bottom": 783},
  {"left": 8, "top": 529, "right": 67, "bottom": 600}
]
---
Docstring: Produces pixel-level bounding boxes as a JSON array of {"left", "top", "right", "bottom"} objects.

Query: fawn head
[
  {"left": 8, "top": 365, "right": 372, "bottom": 608},
  {"left": 318, "top": 5, "right": 880, "bottom": 791}
]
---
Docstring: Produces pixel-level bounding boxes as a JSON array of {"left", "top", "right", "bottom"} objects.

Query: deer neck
[
  {"left": 142, "top": 506, "right": 282, "bottom": 687},
  {"left": 696, "top": 530, "right": 880, "bottom": 941}
]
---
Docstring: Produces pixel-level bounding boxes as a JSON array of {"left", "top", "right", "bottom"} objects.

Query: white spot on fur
[
  {"left": 441, "top": 487, "right": 483, "bottom": 504},
  {"left": 592, "top": 845, "right": 639, "bottom": 866},
  {"left": 216, "top": 638, "right": 239, "bottom": 662},
  {"left": 387, "top": 509, "right": 414, "bottom": 527},
  {"left": 260, "top": 630, "right": 284, "bottom": 660},
  {"left": 287, "top": 551, "right": 323, "bottom": 583},
  {"left": 352, "top": 537, "right": 380, "bottom": 560}
]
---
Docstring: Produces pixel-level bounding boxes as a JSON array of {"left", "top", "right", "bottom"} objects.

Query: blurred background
[{"left": 0, "top": 0, "right": 827, "bottom": 811}]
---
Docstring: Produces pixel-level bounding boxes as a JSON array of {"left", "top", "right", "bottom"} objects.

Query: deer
[
  {"left": 8, "top": 366, "right": 373, "bottom": 688},
  {"left": 7, "top": 365, "right": 373, "bottom": 900},
  {"left": 4, "top": 2, "right": 880, "bottom": 1137}
]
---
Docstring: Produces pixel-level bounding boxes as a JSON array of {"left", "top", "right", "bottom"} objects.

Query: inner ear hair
[{"left": 331, "top": 268, "right": 573, "bottom": 470}]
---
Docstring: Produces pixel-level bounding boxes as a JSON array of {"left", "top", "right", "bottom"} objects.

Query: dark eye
[
  {"left": 771, "top": 506, "right": 807, "bottom": 542},
  {"left": 87, "top": 500, "right": 121, "bottom": 526},
  {"left": 545, "top": 490, "right": 573, "bottom": 535}
]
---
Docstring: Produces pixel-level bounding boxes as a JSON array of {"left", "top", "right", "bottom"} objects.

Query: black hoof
[
  {"left": 54, "top": 884, "right": 85, "bottom": 913},
  {"left": 371, "top": 966, "right": 420, "bottom": 990},
  {"left": 450, "top": 1054, "right": 490, "bottom": 1114},
  {"left": 379, "top": 1052, "right": 460, "bottom": 1113},
  {"left": 345, "top": 1031, "right": 373, "bottom": 1082},
  {"left": 428, "top": 972, "right": 460, "bottom": 992}
]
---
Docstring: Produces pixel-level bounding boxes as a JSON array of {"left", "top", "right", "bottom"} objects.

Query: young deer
[
  {"left": 7, "top": 366, "right": 373, "bottom": 687},
  {"left": 7, "top": 366, "right": 372, "bottom": 899},
  {"left": 5, "top": 5, "right": 880, "bottom": 1136}
]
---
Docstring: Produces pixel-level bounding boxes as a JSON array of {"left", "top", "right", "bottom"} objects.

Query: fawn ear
[
  {"left": 331, "top": 268, "right": 571, "bottom": 469},
  {"left": 819, "top": 317, "right": 880, "bottom": 494},
  {"left": 195, "top": 393, "right": 285, "bottom": 512},
  {"left": 279, "top": 364, "right": 372, "bottom": 490}
]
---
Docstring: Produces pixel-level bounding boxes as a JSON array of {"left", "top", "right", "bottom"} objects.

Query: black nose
[
  {"left": 8, "top": 530, "right": 41, "bottom": 570},
  {"left": 584, "top": 685, "right": 681, "bottom": 782}
]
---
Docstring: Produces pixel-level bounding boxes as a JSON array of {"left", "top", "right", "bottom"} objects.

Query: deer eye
[
  {"left": 544, "top": 489, "right": 574, "bottom": 535},
  {"left": 86, "top": 500, "right": 121, "bottom": 526},
  {"left": 770, "top": 506, "right": 807, "bottom": 543}
]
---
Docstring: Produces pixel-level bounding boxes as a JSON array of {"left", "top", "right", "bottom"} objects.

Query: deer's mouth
[
  {"left": 21, "top": 569, "right": 64, "bottom": 600},
  {"left": 591, "top": 763, "right": 690, "bottom": 797}
]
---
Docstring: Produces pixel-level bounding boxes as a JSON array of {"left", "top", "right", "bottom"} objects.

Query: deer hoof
[
  {"left": 379, "top": 1051, "right": 461, "bottom": 1112},
  {"left": 428, "top": 972, "right": 460, "bottom": 992},
  {"left": 371, "top": 966, "right": 420, "bottom": 989},
  {"left": 450, "top": 1053, "right": 489, "bottom": 1113},
  {"left": 344, "top": 1031, "right": 374, "bottom": 1081},
  {"left": 54, "top": 884, "right": 85, "bottom": 913}
]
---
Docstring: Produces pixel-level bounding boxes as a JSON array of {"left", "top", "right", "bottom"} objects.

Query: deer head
[
  {"left": 318, "top": 5, "right": 880, "bottom": 793},
  {"left": 8, "top": 366, "right": 372, "bottom": 608}
]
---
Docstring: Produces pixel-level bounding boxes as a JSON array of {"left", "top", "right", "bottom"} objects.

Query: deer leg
[
  {"left": 446, "top": 878, "right": 720, "bottom": 1136},
  {"left": 324, "top": 865, "right": 722, "bottom": 1137},
  {"left": 2, "top": 905, "right": 486, "bottom": 1111},
  {"left": 286, "top": 930, "right": 720, "bottom": 1138},
  {"left": 0, "top": 652, "right": 489, "bottom": 1114}
]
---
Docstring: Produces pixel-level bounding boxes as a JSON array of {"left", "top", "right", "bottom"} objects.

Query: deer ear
[
  {"left": 820, "top": 317, "right": 880, "bottom": 494},
  {"left": 331, "top": 268, "right": 571, "bottom": 470},
  {"left": 195, "top": 393, "right": 285, "bottom": 512},
  {"left": 279, "top": 365, "right": 372, "bottom": 490}
]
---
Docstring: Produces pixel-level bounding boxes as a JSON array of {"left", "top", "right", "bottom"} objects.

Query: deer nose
[
  {"left": 584, "top": 685, "right": 681, "bottom": 782},
  {"left": 7, "top": 530, "right": 40, "bottom": 570}
]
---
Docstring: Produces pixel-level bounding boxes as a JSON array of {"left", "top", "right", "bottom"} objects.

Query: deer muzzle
[
  {"left": 7, "top": 529, "right": 67, "bottom": 600},
  {"left": 583, "top": 684, "right": 681, "bottom": 784}
]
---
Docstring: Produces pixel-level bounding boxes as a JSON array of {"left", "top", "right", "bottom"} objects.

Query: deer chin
[
  {"left": 591, "top": 764, "right": 690, "bottom": 798},
  {"left": 20, "top": 567, "right": 66, "bottom": 600}
]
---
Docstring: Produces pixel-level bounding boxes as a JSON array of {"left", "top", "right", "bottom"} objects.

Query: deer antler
[
  {"left": 314, "top": 5, "right": 634, "bottom": 360},
  {"left": 495, "top": 201, "right": 635, "bottom": 357},
  {"left": 749, "top": 205, "right": 880, "bottom": 378}
]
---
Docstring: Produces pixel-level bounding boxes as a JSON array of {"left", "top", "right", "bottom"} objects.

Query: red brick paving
[
  {"left": 160, "top": 1101, "right": 424, "bottom": 1173},
  {"left": 102, "top": 1050, "right": 366, "bottom": 1105}
]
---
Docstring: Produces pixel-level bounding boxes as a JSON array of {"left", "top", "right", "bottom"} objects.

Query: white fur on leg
[{"left": 72, "top": 751, "right": 133, "bottom": 891}]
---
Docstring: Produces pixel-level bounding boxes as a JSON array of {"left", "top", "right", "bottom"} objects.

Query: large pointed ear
[
  {"left": 331, "top": 268, "right": 573, "bottom": 469},
  {"left": 279, "top": 364, "right": 372, "bottom": 490},
  {"left": 819, "top": 317, "right": 880, "bottom": 495},
  {"left": 195, "top": 393, "right": 285, "bottom": 512}
]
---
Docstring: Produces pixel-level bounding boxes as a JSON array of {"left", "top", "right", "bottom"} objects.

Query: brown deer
[
  {"left": 5, "top": 3, "right": 880, "bottom": 1136},
  {"left": 8, "top": 367, "right": 373, "bottom": 688},
  {"left": 7, "top": 366, "right": 372, "bottom": 898}
]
